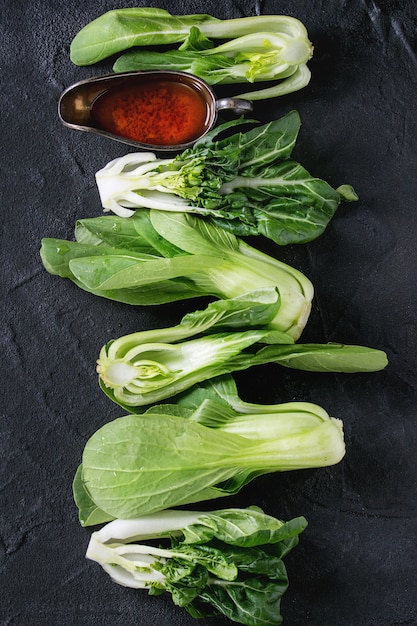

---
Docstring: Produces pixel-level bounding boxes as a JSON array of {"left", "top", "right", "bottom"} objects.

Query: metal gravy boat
[{"left": 58, "top": 70, "right": 253, "bottom": 151}]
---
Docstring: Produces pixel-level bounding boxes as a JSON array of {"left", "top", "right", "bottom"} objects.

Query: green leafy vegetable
[
  {"left": 113, "top": 27, "right": 312, "bottom": 101},
  {"left": 85, "top": 506, "right": 307, "bottom": 625},
  {"left": 96, "top": 294, "right": 387, "bottom": 411},
  {"left": 70, "top": 8, "right": 312, "bottom": 100},
  {"left": 95, "top": 111, "right": 357, "bottom": 245},
  {"left": 96, "top": 292, "right": 288, "bottom": 409},
  {"left": 40, "top": 209, "right": 314, "bottom": 338},
  {"left": 75, "top": 395, "right": 346, "bottom": 521}
]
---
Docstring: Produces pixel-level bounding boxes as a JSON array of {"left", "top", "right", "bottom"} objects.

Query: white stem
[{"left": 94, "top": 510, "right": 202, "bottom": 543}]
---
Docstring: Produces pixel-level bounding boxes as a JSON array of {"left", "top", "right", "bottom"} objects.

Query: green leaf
[
  {"left": 113, "top": 49, "right": 201, "bottom": 74},
  {"left": 179, "top": 26, "right": 215, "bottom": 52},
  {"left": 223, "top": 112, "right": 301, "bottom": 169},
  {"left": 149, "top": 210, "right": 239, "bottom": 256},
  {"left": 188, "top": 398, "right": 239, "bottom": 429},
  {"left": 81, "top": 414, "right": 247, "bottom": 518},
  {"left": 165, "top": 543, "right": 238, "bottom": 581},
  {"left": 86, "top": 278, "right": 204, "bottom": 306},
  {"left": 178, "top": 287, "right": 282, "bottom": 332},
  {"left": 40, "top": 239, "right": 112, "bottom": 279},
  {"left": 181, "top": 506, "right": 307, "bottom": 548},
  {"left": 72, "top": 465, "right": 114, "bottom": 527},
  {"left": 40, "top": 239, "right": 208, "bottom": 305},
  {"left": 70, "top": 8, "right": 221, "bottom": 65},
  {"left": 336, "top": 184, "right": 359, "bottom": 202},
  {"left": 198, "top": 576, "right": 288, "bottom": 625},
  {"left": 75, "top": 215, "right": 154, "bottom": 252},
  {"left": 162, "top": 563, "right": 207, "bottom": 606},
  {"left": 216, "top": 160, "right": 342, "bottom": 245},
  {"left": 213, "top": 543, "right": 289, "bottom": 580},
  {"left": 69, "top": 254, "right": 224, "bottom": 291},
  {"left": 255, "top": 342, "right": 389, "bottom": 372}
]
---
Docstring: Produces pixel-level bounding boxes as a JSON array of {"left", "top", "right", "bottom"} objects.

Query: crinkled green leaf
[{"left": 196, "top": 576, "right": 287, "bottom": 625}]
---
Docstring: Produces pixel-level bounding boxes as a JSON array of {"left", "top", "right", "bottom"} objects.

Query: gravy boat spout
[{"left": 58, "top": 70, "right": 253, "bottom": 151}]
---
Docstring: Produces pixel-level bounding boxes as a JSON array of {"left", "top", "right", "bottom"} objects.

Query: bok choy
[
  {"left": 40, "top": 210, "right": 314, "bottom": 338},
  {"left": 96, "top": 295, "right": 387, "bottom": 411},
  {"left": 74, "top": 377, "right": 346, "bottom": 522},
  {"left": 70, "top": 8, "right": 313, "bottom": 101},
  {"left": 85, "top": 506, "right": 307, "bottom": 626},
  {"left": 95, "top": 111, "right": 357, "bottom": 245}
]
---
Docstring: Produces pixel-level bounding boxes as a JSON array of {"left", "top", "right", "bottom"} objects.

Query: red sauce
[{"left": 91, "top": 80, "right": 210, "bottom": 146}]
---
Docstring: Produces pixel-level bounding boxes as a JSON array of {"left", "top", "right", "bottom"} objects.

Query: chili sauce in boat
[{"left": 91, "top": 79, "right": 210, "bottom": 146}]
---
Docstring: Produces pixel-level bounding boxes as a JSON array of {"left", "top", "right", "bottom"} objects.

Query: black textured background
[{"left": 1, "top": 2, "right": 417, "bottom": 625}]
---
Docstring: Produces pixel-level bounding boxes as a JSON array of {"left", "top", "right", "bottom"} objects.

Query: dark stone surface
[{"left": 1, "top": 1, "right": 416, "bottom": 625}]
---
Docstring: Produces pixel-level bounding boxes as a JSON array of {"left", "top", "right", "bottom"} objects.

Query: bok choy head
[
  {"left": 95, "top": 111, "right": 358, "bottom": 246},
  {"left": 40, "top": 209, "right": 314, "bottom": 338},
  {"left": 84, "top": 506, "right": 307, "bottom": 626},
  {"left": 112, "top": 27, "right": 313, "bottom": 101},
  {"left": 74, "top": 383, "right": 345, "bottom": 523},
  {"left": 96, "top": 291, "right": 292, "bottom": 409},
  {"left": 70, "top": 8, "right": 313, "bottom": 100},
  {"left": 95, "top": 294, "right": 387, "bottom": 411}
]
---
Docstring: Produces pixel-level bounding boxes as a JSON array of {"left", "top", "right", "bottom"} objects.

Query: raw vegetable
[
  {"left": 70, "top": 8, "right": 313, "bottom": 100},
  {"left": 96, "top": 290, "right": 289, "bottom": 409},
  {"left": 85, "top": 506, "right": 307, "bottom": 626},
  {"left": 96, "top": 294, "right": 387, "bottom": 411},
  {"left": 95, "top": 111, "right": 357, "bottom": 245},
  {"left": 40, "top": 210, "right": 314, "bottom": 338},
  {"left": 112, "top": 26, "right": 311, "bottom": 102},
  {"left": 74, "top": 396, "right": 345, "bottom": 521}
]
